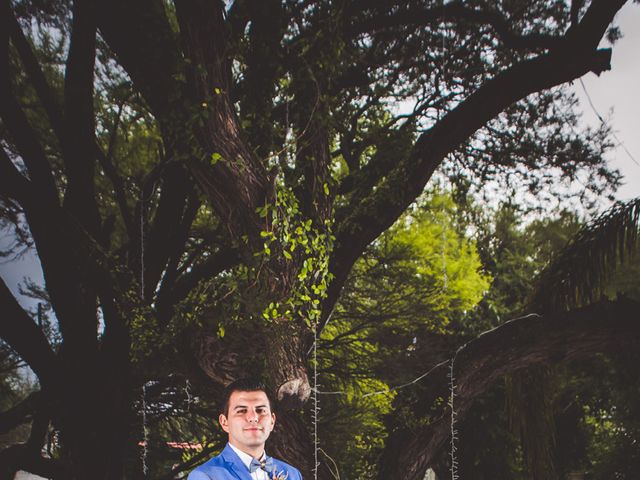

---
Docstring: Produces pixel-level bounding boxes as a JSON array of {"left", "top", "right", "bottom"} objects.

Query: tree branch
[
  {"left": 236, "top": 0, "right": 286, "bottom": 159},
  {"left": 152, "top": 190, "right": 202, "bottom": 315},
  {"left": 5, "top": 2, "right": 64, "bottom": 141},
  {"left": 323, "top": 0, "right": 626, "bottom": 334},
  {"left": 0, "top": 146, "right": 32, "bottom": 203},
  {"left": 0, "top": 444, "right": 66, "bottom": 480},
  {"left": 0, "top": 391, "right": 40, "bottom": 435},
  {"left": 294, "top": 116, "right": 333, "bottom": 224},
  {"left": 174, "top": 0, "right": 229, "bottom": 96},
  {"left": 99, "top": 0, "right": 271, "bottom": 243},
  {"left": 96, "top": 0, "right": 181, "bottom": 121},
  {"left": 142, "top": 164, "right": 199, "bottom": 300},
  {"left": 173, "top": 0, "right": 272, "bottom": 241},
  {"left": 227, "top": 0, "right": 254, "bottom": 46},
  {"left": 62, "top": 0, "right": 101, "bottom": 237},
  {"left": 0, "top": 4, "right": 58, "bottom": 205},
  {"left": 377, "top": 298, "right": 640, "bottom": 480},
  {"left": 1, "top": 65, "right": 107, "bottom": 360},
  {"left": 156, "top": 246, "right": 240, "bottom": 322},
  {"left": 0, "top": 87, "right": 59, "bottom": 206},
  {"left": 0, "top": 279, "right": 57, "bottom": 388},
  {"left": 348, "top": 2, "right": 562, "bottom": 51},
  {"left": 6, "top": 2, "right": 134, "bottom": 238}
]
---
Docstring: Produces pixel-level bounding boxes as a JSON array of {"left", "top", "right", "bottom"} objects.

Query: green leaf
[{"left": 210, "top": 152, "right": 223, "bottom": 165}]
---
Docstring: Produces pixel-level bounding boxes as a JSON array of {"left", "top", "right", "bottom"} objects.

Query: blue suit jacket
[{"left": 188, "top": 443, "right": 303, "bottom": 480}]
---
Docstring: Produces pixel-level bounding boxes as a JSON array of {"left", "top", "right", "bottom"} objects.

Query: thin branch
[{"left": 96, "top": 118, "right": 134, "bottom": 241}]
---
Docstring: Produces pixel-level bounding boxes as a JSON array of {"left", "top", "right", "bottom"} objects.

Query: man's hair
[{"left": 221, "top": 377, "right": 274, "bottom": 416}]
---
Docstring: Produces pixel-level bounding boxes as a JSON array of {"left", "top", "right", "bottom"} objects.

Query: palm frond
[{"left": 529, "top": 197, "right": 640, "bottom": 313}]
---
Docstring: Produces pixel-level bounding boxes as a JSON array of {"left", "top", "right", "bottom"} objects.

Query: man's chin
[{"left": 243, "top": 431, "right": 267, "bottom": 440}]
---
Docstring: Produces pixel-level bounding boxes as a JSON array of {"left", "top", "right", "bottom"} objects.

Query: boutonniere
[{"left": 270, "top": 468, "right": 289, "bottom": 480}]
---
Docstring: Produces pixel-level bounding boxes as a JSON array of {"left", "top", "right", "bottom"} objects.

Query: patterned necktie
[{"left": 249, "top": 456, "right": 274, "bottom": 474}]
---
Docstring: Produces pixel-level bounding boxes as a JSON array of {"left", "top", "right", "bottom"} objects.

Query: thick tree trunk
[
  {"left": 266, "top": 322, "right": 313, "bottom": 411},
  {"left": 55, "top": 373, "right": 129, "bottom": 480},
  {"left": 269, "top": 410, "right": 335, "bottom": 480},
  {"left": 48, "top": 308, "right": 131, "bottom": 480},
  {"left": 54, "top": 379, "right": 129, "bottom": 479},
  {"left": 269, "top": 411, "right": 314, "bottom": 479}
]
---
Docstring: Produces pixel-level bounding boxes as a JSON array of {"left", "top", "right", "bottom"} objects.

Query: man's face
[{"left": 219, "top": 390, "right": 276, "bottom": 456}]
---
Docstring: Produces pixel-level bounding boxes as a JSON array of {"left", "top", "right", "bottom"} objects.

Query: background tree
[
  {"left": 373, "top": 197, "right": 640, "bottom": 480},
  {"left": 0, "top": 0, "right": 637, "bottom": 479}
]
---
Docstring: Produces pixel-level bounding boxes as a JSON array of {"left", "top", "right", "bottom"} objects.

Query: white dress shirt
[{"left": 228, "top": 443, "right": 270, "bottom": 480}]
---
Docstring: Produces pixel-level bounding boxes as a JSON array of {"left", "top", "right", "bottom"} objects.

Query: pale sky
[{"left": 576, "top": 2, "right": 640, "bottom": 202}]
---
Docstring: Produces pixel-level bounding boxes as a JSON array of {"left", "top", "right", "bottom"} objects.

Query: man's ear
[{"left": 219, "top": 413, "right": 229, "bottom": 432}]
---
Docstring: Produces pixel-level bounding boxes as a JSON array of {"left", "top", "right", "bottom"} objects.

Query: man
[{"left": 188, "top": 378, "right": 303, "bottom": 480}]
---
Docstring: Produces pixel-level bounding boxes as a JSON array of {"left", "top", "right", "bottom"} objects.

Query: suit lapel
[{"left": 221, "top": 444, "right": 254, "bottom": 480}]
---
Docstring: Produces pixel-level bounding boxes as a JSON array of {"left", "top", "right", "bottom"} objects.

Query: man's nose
[{"left": 246, "top": 410, "right": 259, "bottom": 423}]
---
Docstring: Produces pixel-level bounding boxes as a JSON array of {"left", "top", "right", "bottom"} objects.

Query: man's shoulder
[
  {"left": 187, "top": 452, "right": 229, "bottom": 480},
  {"left": 271, "top": 456, "right": 303, "bottom": 480}
]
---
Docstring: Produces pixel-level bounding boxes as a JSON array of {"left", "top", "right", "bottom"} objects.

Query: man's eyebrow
[{"left": 232, "top": 404, "right": 268, "bottom": 410}]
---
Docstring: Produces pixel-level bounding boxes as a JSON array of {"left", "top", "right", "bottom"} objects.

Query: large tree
[{"left": 0, "top": 0, "right": 636, "bottom": 478}]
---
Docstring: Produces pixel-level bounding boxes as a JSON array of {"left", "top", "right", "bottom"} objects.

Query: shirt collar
[{"left": 228, "top": 443, "right": 266, "bottom": 471}]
